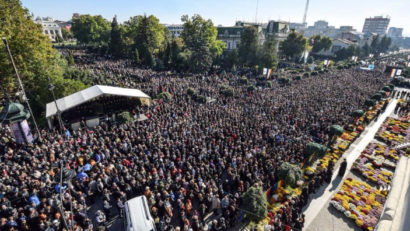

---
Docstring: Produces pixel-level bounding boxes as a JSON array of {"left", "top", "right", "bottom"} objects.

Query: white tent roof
[{"left": 45, "top": 85, "right": 150, "bottom": 118}]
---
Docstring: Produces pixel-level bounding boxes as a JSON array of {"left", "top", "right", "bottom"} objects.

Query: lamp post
[
  {"left": 47, "top": 76, "right": 64, "bottom": 135},
  {"left": 2, "top": 37, "right": 41, "bottom": 141}
]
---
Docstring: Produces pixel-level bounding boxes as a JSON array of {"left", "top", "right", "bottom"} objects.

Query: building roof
[
  {"left": 334, "top": 38, "right": 356, "bottom": 45},
  {"left": 45, "top": 85, "right": 150, "bottom": 118}
]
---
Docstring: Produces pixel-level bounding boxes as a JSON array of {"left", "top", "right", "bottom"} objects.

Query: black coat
[{"left": 338, "top": 160, "right": 347, "bottom": 177}]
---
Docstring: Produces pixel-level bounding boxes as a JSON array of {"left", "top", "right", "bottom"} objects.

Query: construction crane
[{"left": 301, "top": 0, "right": 310, "bottom": 35}]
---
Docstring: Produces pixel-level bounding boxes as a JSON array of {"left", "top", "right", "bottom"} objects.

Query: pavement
[{"left": 303, "top": 98, "right": 398, "bottom": 231}]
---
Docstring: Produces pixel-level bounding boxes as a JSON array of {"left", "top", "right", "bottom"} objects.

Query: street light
[
  {"left": 2, "top": 37, "right": 41, "bottom": 141},
  {"left": 47, "top": 76, "right": 64, "bottom": 135}
]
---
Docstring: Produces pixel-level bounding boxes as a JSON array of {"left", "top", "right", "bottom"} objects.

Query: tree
[
  {"left": 240, "top": 186, "right": 267, "bottom": 221},
  {"left": 181, "top": 14, "right": 225, "bottom": 72},
  {"left": 259, "top": 35, "right": 278, "bottom": 69},
  {"left": 335, "top": 45, "right": 360, "bottom": 61},
  {"left": 61, "top": 27, "right": 73, "bottom": 40},
  {"left": 361, "top": 43, "right": 371, "bottom": 58},
  {"left": 0, "top": 0, "right": 87, "bottom": 120},
  {"left": 379, "top": 35, "right": 391, "bottom": 54},
  {"left": 238, "top": 26, "right": 259, "bottom": 66},
  {"left": 109, "top": 16, "right": 123, "bottom": 59},
  {"left": 71, "top": 15, "right": 111, "bottom": 44},
  {"left": 311, "top": 35, "right": 332, "bottom": 53},
  {"left": 124, "top": 15, "right": 164, "bottom": 66},
  {"left": 280, "top": 32, "right": 307, "bottom": 60}
]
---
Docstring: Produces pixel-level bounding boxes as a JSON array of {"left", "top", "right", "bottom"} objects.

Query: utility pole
[
  {"left": 255, "top": 0, "right": 259, "bottom": 24},
  {"left": 2, "top": 37, "right": 41, "bottom": 141},
  {"left": 47, "top": 76, "right": 64, "bottom": 135},
  {"left": 301, "top": 0, "right": 310, "bottom": 35}
]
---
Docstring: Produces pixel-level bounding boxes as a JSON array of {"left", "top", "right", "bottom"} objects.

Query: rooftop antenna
[
  {"left": 301, "top": 0, "right": 310, "bottom": 35},
  {"left": 255, "top": 0, "right": 259, "bottom": 23}
]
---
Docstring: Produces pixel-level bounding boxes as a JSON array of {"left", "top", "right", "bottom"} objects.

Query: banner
[
  {"left": 263, "top": 68, "right": 268, "bottom": 75},
  {"left": 396, "top": 69, "right": 402, "bottom": 76},
  {"left": 390, "top": 69, "right": 396, "bottom": 78},
  {"left": 368, "top": 64, "right": 375, "bottom": 70},
  {"left": 266, "top": 68, "right": 273, "bottom": 79}
]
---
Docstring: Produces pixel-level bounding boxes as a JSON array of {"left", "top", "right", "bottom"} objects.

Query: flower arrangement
[{"left": 330, "top": 178, "right": 386, "bottom": 231}]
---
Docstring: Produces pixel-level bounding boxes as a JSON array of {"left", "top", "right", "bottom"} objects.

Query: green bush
[
  {"left": 240, "top": 77, "right": 248, "bottom": 85},
  {"left": 222, "top": 88, "right": 234, "bottom": 97},
  {"left": 294, "top": 76, "right": 302, "bottom": 80},
  {"left": 311, "top": 71, "right": 318, "bottom": 76},
  {"left": 247, "top": 85, "right": 256, "bottom": 92},
  {"left": 187, "top": 88, "right": 196, "bottom": 96},
  {"left": 303, "top": 72, "right": 310, "bottom": 77},
  {"left": 157, "top": 92, "right": 172, "bottom": 101},
  {"left": 240, "top": 186, "right": 267, "bottom": 222},
  {"left": 266, "top": 81, "right": 273, "bottom": 88},
  {"left": 117, "top": 111, "right": 132, "bottom": 124},
  {"left": 195, "top": 95, "right": 207, "bottom": 103}
]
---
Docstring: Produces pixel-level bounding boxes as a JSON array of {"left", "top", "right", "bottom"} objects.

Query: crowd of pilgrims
[{"left": 0, "top": 53, "right": 392, "bottom": 231}]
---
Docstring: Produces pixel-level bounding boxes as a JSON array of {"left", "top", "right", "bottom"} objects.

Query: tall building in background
[
  {"left": 387, "top": 27, "right": 403, "bottom": 38},
  {"left": 362, "top": 16, "right": 390, "bottom": 35}
]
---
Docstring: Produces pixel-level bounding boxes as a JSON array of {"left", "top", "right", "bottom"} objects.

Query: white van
[{"left": 124, "top": 195, "right": 157, "bottom": 231}]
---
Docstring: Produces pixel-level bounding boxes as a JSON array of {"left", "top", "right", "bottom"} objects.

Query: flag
[
  {"left": 324, "top": 60, "right": 329, "bottom": 66},
  {"left": 278, "top": 179, "right": 284, "bottom": 189},
  {"left": 263, "top": 68, "right": 268, "bottom": 75},
  {"left": 369, "top": 54, "right": 374, "bottom": 58},
  {"left": 266, "top": 69, "right": 273, "bottom": 79},
  {"left": 390, "top": 69, "right": 396, "bottom": 78},
  {"left": 368, "top": 64, "right": 375, "bottom": 70},
  {"left": 300, "top": 158, "right": 307, "bottom": 169},
  {"left": 396, "top": 69, "right": 402, "bottom": 76}
]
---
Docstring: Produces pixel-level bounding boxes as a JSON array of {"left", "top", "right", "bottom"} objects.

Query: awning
[{"left": 45, "top": 85, "right": 150, "bottom": 118}]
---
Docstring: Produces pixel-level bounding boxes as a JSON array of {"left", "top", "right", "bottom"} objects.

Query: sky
[{"left": 21, "top": 0, "right": 410, "bottom": 36}]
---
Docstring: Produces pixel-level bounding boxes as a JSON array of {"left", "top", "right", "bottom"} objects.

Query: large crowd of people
[{"left": 0, "top": 53, "right": 392, "bottom": 231}]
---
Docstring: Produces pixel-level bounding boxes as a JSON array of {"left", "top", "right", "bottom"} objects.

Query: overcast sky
[{"left": 21, "top": 0, "right": 410, "bottom": 36}]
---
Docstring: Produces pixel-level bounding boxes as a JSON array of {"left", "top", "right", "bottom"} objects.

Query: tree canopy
[
  {"left": 311, "top": 35, "right": 332, "bottom": 53},
  {"left": 240, "top": 186, "right": 268, "bottom": 221},
  {"left": 280, "top": 32, "right": 307, "bottom": 60},
  {"left": 71, "top": 14, "right": 111, "bottom": 45},
  {"left": 181, "top": 14, "right": 225, "bottom": 72},
  {"left": 0, "top": 0, "right": 87, "bottom": 120}
]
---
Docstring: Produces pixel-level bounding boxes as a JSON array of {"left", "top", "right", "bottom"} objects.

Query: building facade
[
  {"left": 217, "top": 21, "right": 265, "bottom": 50},
  {"left": 34, "top": 17, "right": 63, "bottom": 41},
  {"left": 387, "top": 27, "right": 403, "bottom": 38},
  {"left": 362, "top": 16, "right": 390, "bottom": 35},
  {"left": 165, "top": 24, "right": 184, "bottom": 37},
  {"left": 315, "top": 38, "right": 356, "bottom": 57}
]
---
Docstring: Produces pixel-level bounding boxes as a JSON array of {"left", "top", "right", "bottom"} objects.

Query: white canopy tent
[{"left": 45, "top": 85, "right": 150, "bottom": 128}]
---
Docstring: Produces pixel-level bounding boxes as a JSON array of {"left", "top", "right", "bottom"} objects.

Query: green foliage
[
  {"left": 240, "top": 77, "right": 249, "bottom": 85},
  {"left": 71, "top": 14, "right": 111, "bottom": 45},
  {"left": 335, "top": 45, "right": 360, "bottom": 61},
  {"left": 61, "top": 27, "right": 73, "bottom": 40},
  {"left": 0, "top": 0, "right": 87, "bottom": 119},
  {"left": 195, "top": 95, "right": 207, "bottom": 103},
  {"left": 303, "top": 72, "right": 310, "bottom": 77},
  {"left": 372, "top": 93, "right": 382, "bottom": 101},
  {"left": 238, "top": 26, "right": 260, "bottom": 67},
  {"left": 277, "top": 162, "right": 303, "bottom": 188},
  {"left": 311, "top": 35, "right": 332, "bottom": 53},
  {"left": 117, "top": 111, "right": 132, "bottom": 124},
  {"left": 352, "top": 110, "right": 364, "bottom": 118},
  {"left": 221, "top": 88, "right": 234, "bottom": 97},
  {"left": 187, "top": 88, "right": 196, "bottom": 96},
  {"left": 109, "top": 16, "right": 124, "bottom": 59},
  {"left": 181, "top": 14, "right": 224, "bottom": 72},
  {"left": 294, "top": 76, "right": 302, "bottom": 81},
  {"left": 157, "top": 92, "right": 172, "bottom": 101},
  {"left": 330, "top": 125, "right": 344, "bottom": 136},
  {"left": 67, "top": 50, "right": 75, "bottom": 66},
  {"left": 266, "top": 81, "right": 273, "bottom": 88},
  {"left": 364, "top": 99, "right": 376, "bottom": 107},
  {"left": 280, "top": 32, "right": 307, "bottom": 59},
  {"left": 259, "top": 35, "right": 278, "bottom": 70},
  {"left": 304, "top": 142, "right": 327, "bottom": 157},
  {"left": 240, "top": 186, "right": 268, "bottom": 221},
  {"left": 247, "top": 85, "right": 256, "bottom": 92},
  {"left": 311, "top": 71, "right": 318, "bottom": 76},
  {"left": 382, "top": 86, "right": 391, "bottom": 92}
]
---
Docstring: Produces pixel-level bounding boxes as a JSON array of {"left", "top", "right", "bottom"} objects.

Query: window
[{"left": 50, "top": 30, "right": 54, "bottom": 35}]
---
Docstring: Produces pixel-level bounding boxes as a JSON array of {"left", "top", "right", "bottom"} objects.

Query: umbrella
[
  {"left": 76, "top": 172, "right": 88, "bottom": 180},
  {"left": 83, "top": 163, "right": 92, "bottom": 172},
  {"left": 29, "top": 195, "right": 40, "bottom": 206}
]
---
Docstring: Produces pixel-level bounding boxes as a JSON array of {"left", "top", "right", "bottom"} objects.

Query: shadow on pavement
[{"left": 329, "top": 176, "right": 343, "bottom": 192}]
